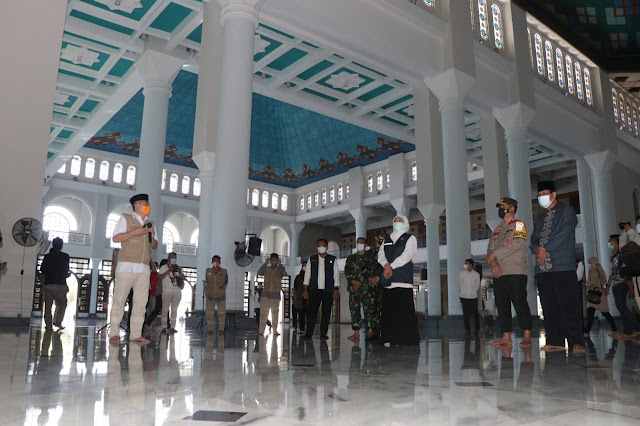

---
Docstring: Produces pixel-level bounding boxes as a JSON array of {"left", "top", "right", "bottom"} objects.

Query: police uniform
[{"left": 486, "top": 197, "right": 533, "bottom": 334}]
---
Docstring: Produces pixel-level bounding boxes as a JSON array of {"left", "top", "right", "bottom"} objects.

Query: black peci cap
[
  {"left": 129, "top": 193, "right": 148, "bottom": 207},
  {"left": 537, "top": 181, "right": 556, "bottom": 193}
]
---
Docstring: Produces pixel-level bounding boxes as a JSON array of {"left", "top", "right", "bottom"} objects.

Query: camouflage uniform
[{"left": 345, "top": 249, "right": 384, "bottom": 332}]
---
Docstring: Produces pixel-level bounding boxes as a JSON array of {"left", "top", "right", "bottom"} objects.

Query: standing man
[
  {"left": 40, "top": 237, "right": 70, "bottom": 331},
  {"left": 256, "top": 253, "right": 288, "bottom": 336},
  {"left": 291, "top": 261, "right": 307, "bottom": 335},
  {"left": 204, "top": 255, "right": 228, "bottom": 336},
  {"left": 530, "top": 181, "right": 585, "bottom": 354},
  {"left": 302, "top": 239, "right": 340, "bottom": 340},
  {"left": 159, "top": 252, "right": 186, "bottom": 334},
  {"left": 458, "top": 259, "right": 481, "bottom": 336},
  {"left": 109, "top": 194, "right": 158, "bottom": 345},
  {"left": 486, "top": 198, "right": 533, "bottom": 348}
]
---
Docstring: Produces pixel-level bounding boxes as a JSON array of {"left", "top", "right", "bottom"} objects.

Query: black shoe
[{"left": 320, "top": 335, "right": 329, "bottom": 340}]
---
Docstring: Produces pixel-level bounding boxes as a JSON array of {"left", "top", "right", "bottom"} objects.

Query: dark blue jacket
[
  {"left": 308, "top": 254, "right": 336, "bottom": 292},
  {"left": 530, "top": 203, "right": 577, "bottom": 273},
  {"left": 381, "top": 234, "right": 414, "bottom": 287}
]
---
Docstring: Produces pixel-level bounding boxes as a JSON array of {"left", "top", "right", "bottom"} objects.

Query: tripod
[{"left": 195, "top": 282, "right": 207, "bottom": 332}]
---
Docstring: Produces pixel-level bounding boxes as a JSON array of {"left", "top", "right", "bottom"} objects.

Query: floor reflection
[{"left": 9, "top": 324, "right": 640, "bottom": 424}]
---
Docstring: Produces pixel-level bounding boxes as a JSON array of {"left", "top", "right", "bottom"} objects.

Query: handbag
[
  {"left": 620, "top": 251, "right": 640, "bottom": 277},
  {"left": 586, "top": 269, "right": 602, "bottom": 305}
]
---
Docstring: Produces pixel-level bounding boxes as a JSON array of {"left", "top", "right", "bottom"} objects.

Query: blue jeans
[{"left": 612, "top": 283, "right": 640, "bottom": 335}]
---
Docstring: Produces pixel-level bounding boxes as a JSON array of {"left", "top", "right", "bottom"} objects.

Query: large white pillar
[
  {"left": 479, "top": 113, "right": 508, "bottom": 231},
  {"left": 425, "top": 216, "right": 441, "bottom": 317},
  {"left": 350, "top": 208, "right": 370, "bottom": 240},
  {"left": 89, "top": 193, "right": 109, "bottom": 316},
  {"left": 576, "top": 159, "right": 597, "bottom": 269},
  {"left": 209, "top": 0, "right": 259, "bottom": 311},
  {"left": 0, "top": 0, "right": 66, "bottom": 318},
  {"left": 289, "top": 223, "right": 305, "bottom": 268},
  {"left": 193, "top": 164, "right": 215, "bottom": 311}
]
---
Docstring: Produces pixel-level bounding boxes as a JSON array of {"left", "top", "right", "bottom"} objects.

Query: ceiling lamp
[
  {"left": 61, "top": 45, "right": 100, "bottom": 66},
  {"left": 95, "top": 0, "right": 142, "bottom": 13},
  {"left": 327, "top": 71, "right": 365, "bottom": 91}
]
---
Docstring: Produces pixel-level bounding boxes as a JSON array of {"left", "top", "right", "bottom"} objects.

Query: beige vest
[
  {"left": 118, "top": 213, "right": 153, "bottom": 266},
  {"left": 263, "top": 267, "right": 282, "bottom": 293},
  {"left": 205, "top": 267, "right": 227, "bottom": 298}
]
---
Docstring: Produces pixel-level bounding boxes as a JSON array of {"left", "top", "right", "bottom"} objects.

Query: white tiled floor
[{"left": 4, "top": 323, "right": 640, "bottom": 425}]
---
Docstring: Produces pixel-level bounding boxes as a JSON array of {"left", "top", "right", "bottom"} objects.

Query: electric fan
[
  {"left": 12, "top": 218, "right": 44, "bottom": 323},
  {"left": 234, "top": 241, "right": 255, "bottom": 267}
]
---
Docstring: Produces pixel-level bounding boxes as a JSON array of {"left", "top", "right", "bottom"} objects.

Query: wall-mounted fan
[
  {"left": 233, "top": 232, "right": 262, "bottom": 267},
  {"left": 11, "top": 218, "right": 44, "bottom": 323}
]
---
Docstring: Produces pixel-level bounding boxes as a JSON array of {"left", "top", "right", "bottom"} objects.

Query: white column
[
  {"left": 350, "top": 208, "right": 370, "bottom": 240},
  {"left": 209, "top": 0, "right": 259, "bottom": 311},
  {"left": 576, "top": 159, "right": 597, "bottom": 269},
  {"left": 479, "top": 113, "right": 508, "bottom": 231},
  {"left": 195, "top": 166, "right": 215, "bottom": 311},
  {"left": 89, "top": 193, "right": 108, "bottom": 315},
  {"left": 289, "top": 223, "right": 305, "bottom": 268},
  {"left": 389, "top": 153, "right": 414, "bottom": 216},
  {"left": 425, "top": 216, "right": 441, "bottom": 317}
]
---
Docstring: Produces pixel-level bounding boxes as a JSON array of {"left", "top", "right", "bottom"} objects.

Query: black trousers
[
  {"left": 305, "top": 290, "right": 333, "bottom": 337},
  {"left": 494, "top": 275, "right": 532, "bottom": 333},
  {"left": 382, "top": 288, "right": 420, "bottom": 345},
  {"left": 584, "top": 307, "right": 618, "bottom": 333},
  {"left": 144, "top": 294, "right": 162, "bottom": 326},
  {"left": 460, "top": 298, "right": 480, "bottom": 333},
  {"left": 292, "top": 307, "right": 306, "bottom": 330},
  {"left": 537, "top": 271, "right": 585, "bottom": 347}
]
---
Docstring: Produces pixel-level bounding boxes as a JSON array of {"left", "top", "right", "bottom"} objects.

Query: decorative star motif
[
  {"left": 95, "top": 0, "right": 143, "bottom": 14},
  {"left": 54, "top": 93, "right": 70, "bottom": 105},
  {"left": 326, "top": 71, "right": 365, "bottom": 91},
  {"left": 61, "top": 45, "right": 100, "bottom": 67},
  {"left": 404, "top": 105, "right": 414, "bottom": 117},
  {"left": 254, "top": 35, "right": 270, "bottom": 55}
]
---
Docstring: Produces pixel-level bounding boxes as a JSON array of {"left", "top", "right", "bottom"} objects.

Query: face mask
[
  {"left": 608, "top": 243, "right": 614, "bottom": 250},
  {"left": 538, "top": 195, "right": 552, "bottom": 209},
  {"left": 356, "top": 244, "right": 365, "bottom": 252},
  {"left": 498, "top": 208, "right": 508, "bottom": 219},
  {"left": 141, "top": 205, "right": 151, "bottom": 216},
  {"left": 270, "top": 260, "right": 278, "bottom": 267},
  {"left": 169, "top": 259, "right": 177, "bottom": 265},
  {"left": 636, "top": 224, "right": 640, "bottom": 233},
  {"left": 317, "top": 246, "right": 327, "bottom": 254},
  {"left": 213, "top": 262, "right": 220, "bottom": 268},
  {"left": 464, "top": 264, "right": 470, "bottom": 270},
  {"left": 393, "top": 222, "right": 405, "bottom": 233}
]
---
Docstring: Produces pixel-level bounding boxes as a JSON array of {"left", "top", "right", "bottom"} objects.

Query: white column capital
[
  {"left": 289, "top": 222, "right": 306, "bottom": 236},
  {"left": 219, "top": 0, "right": 259, "bottom": 28},
  {"left": 584, "top": 150, "right": 616, "bottom": 177},
  {"left": 493, "top": 103, "right": 536, "bottom": 134},
  {"left": 349, "top": 207, "right": 372, "bottom": 222},
  {"left": 142, "top": 80, "right": 172, "bottom": 97},
  {"left": 192, "top": 151, "right": 216, "bottom": 174},
  {"left": 418, "top": 203, "right": 445, "bottom": 221},
  {"left": 424, "top": 68, "right": 476, "bottom": 107},
  {"left": 135, "top": 48, "right": 184, "bottom": 86}
]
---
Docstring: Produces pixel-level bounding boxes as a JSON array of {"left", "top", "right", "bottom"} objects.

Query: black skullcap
[
  {"left": 129, "top": 193, "right": 148, "bottom": 207},
  {"left": 537, "top": 181, "right": 556, "bottom": 193}
]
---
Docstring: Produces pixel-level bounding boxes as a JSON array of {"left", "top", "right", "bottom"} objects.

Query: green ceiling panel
[
  {"left": 267, "top": 48, "right": 308, "bottom": 71},
  {"left": 58, "top": 130, "right": 74, "bottom": 139},
  {"left": 381, "top": 94, "right": 413, "bottom": 109},
  {"left": 380, "top": 116, "right": 408, "bottom": 126},
  {"left": 69, "top": 10, "right": 134, "bottom": 35},
  {"left": 317, "top": 68, "right": 374, "bottom": 94},
  {"left": 63, "top": 31, "right": 119, "bottom": 50},
  {"left": 297, "top": 60, "right": 334, "bottom": 80},
  {"left": 59, "top": 69, "right": 95, "bottom": 82},
  {"left": 108, "top": 58, "right": 134, "bottom": 77},
  {"left": 48, "top": 152, "right": 55, "bottom": 159},
  {"left": 187, "top": 23, "right": 202, "bottom": 43},
  {"left": 79, "top": 0, "right": 155, "bottom": 21},
  {"left": 358, "top": 84, "right": 395, "bottom": 103},
  {"left": 258, "top": 24, "right": 294, "bottom": 39},
  {"left": 50, "top": 127, "right": 55, "bottom": 133},
  {"left": 55, "top": 95, "right": 79, "bottom": 108},
  {"left": 79, "top": 99, "right": 100, "bottom": 113},
  {"left": 60, "top": 42, "right": 110, "bottom": 71},
  {"left": 150, "top": 2, "right": 192, "bottom": 33},
  {"left": 254, "top": 35, "right": 282, "bottom": 62},
  {"left": 302, "top": 88, "right": 339, "bottom": 102}
]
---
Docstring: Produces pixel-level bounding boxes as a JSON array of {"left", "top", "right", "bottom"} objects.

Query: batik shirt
[
  {"left": 609, "top": 251, "right": 626, "bottom": 287},
  {"left": 530, "top": 203, "right": 578, "bottom": 274}
]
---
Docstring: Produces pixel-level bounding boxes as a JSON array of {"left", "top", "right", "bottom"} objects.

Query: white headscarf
[{"left": 390, "top": 214, "right": 410, "bottom": 243}]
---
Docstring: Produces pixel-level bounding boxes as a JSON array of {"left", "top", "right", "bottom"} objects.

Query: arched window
[
  {"left": 386, "top": 170, "right": 390, "bottom": 188},
  {"left": 272, "top": 192, "right": 279, "bottom": 209},
  {"left": 612, "top": 88, "right": 619, "bottom": 123},
  {"left": 99, "top": 161, "right": 110, "bottom": 181},
  {"left": 190, "top": 229, "right": 199, "bottom": 246},
  {"left": 163, "top": 224, "right": 180, "bottom": 253},
  {"left": 182, "top": 176, "right": 190, "bottom": 194},
  {"left": 633, "top": 105, "right": 638, "bottom": 137},
  {"left": 261, "top": 191, "right": 269, "bottom": 208},
  {"left": 574, "top": 62, "right": 583, "bottom": 100},
  {"left": 57, "top": 163, "right": 66, "bottom": 174},
  {"left": 307, "top": 193, "right": 312, "bottom": 209},
  {"left": 367, "top": 174, "right": 373, "bottom": 193},
  {"left": 322, "top": 188, "right": 327, "bottom": 205},
  {"left": 626, "top": 100, "right": 632, "bottom": 132},
  {"left": 337, "top": 183, "right": 344, "bottom": 201},
  {"left": 330, "top": 186, "right": 335, "bottom": 203},
  {"left": 112, "top": 163, "right": 123, "bottom": 183},
  {"left": 346, "top": 182, "right": 350, "bottom": 198},
  {"left": 281, "top": 194, "right": 288, "bottom": 211},
  {"left": 478, "top": 0, "right": 489, "bottom": 41},
  {"left": 314, "top": 191, "right": 319, "bottom": 207},
  {"left": 84, "top": 158, "right": 95, "bottom": 178},
  {"left": 534, "top": 34, "right": 543, "bottom": 76},
  {"left": 43, "top": 206, "right": 78, "bottom": 243},
  {"left": 161, "top": 169, "right": 167, "bottom": 190},
  {"left": 583, "top": 68, "right": 592, "bottom": 106},
  {"left": 247, "top": 189, "right": 250, "bottom": 205},
  {"left": 299, "top": 195, "right": 304, "bottom": 211},
  {"left": 252, "top": 189, "right": 259, "bottom": 206},
  {"left": 555, "top": 49, "right": 564, "bottom": 89},
  {"left": 411, "top": 161, "right": 418, "bottom": 181},
  {"left": 491, "top": 4, "right": 503, "bottom": 50},
  {"left": 376, "top": 171, "right": 383, "bottom": 191},
  {"left": 169, "top": 173, "right": 179, "bottom": 192},
  {"left": 106, "top": 213, "right": 121, "bottom": 247},
  {"left": 193, "top": 178, "right": 201, "bottom": 196},
  {"left": 620, "top": 94, "right": 626, "bottom": 129},
  {"left": 544, "top": 41, "right": 554, "bottom": 82},
  {"left": 70, "top": 155, "right": 81, "bottom": 176},
  {"left": 565, "top": 56, "right": 574, "bottom": 94},
  {"left": 126, "top": 166, "right": 136, "bottom": 185},
  {"left": 422, "top": 0, "right": 434, "bottom": 8}
]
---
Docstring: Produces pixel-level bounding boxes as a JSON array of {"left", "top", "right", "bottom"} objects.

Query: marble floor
[{"left": 3, "top": 321, "right": 640, "bottom": 425}]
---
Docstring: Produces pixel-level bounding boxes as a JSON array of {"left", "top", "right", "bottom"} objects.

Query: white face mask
[
  {"left": 356, "top": 244, "right": 366, "bottom": 252},
  {"left": 636, "top": 224, "right": 640, "bottom": 233},
  {"left": 169, "top": 258, "right": 177, "bottom": 265},
  {"left": 538, "top": 195, "right": 552, "bottom": 209},
  {"left": 464, "top": 264, "right": 469, "bottom": 270},
  {"left": 317, "top": 246, "right": 327, "bottom": 254},
  {"left": 393, "top": 222, "right": 405, "bottom": 233}
]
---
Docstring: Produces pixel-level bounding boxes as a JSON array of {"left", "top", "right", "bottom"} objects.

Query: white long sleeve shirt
[
  {"left": 378, "top": 235, "right": 418, "bottom": 289},
  {"left": 620, "top": 228, "right": 640, "bottom": 249},
  {"left": 303, "top": 254, "right": 340, "bottom": 290},
  {"left": 112, "top": 212, "right": 158, "bottom": 275},
  {"left": 458, "top": 269, "right": 481, "bottom": 299}
]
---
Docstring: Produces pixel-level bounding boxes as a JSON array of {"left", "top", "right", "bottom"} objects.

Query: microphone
[{"left": 146, "top": 222, "right": 152, "bottom": 243}]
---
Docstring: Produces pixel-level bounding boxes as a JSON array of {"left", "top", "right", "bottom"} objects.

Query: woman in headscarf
[
  {"left": 378, "top": 214, "right": 420, "bottom": 347},
  {"left": 583, "top": 257, "right": 618, "bottom": 337}
]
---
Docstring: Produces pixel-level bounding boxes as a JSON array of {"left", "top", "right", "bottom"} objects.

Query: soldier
[
  {"left": 486, "top": 197, "right": 532, "bottom": 349},
  {"left": 344, "top": 238, "right": 383, "bottom": 342}
]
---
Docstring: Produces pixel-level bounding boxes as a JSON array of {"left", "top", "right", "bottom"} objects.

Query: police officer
[{"left": 486, "top": 197, "right": 532, "bottom": 349}]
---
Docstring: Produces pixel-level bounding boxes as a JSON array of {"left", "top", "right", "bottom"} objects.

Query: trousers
[
  {"left": 292, "top": 307, "right": 306, "bottom": 330},
  {"left": 161, "top": 290, "right": 182, "bottom": 330},
  {"left": 348, "top": 289, "right": 363, "bottom": 330},
  {"left": 493, "top": 275, "right": 532, "bottom": 333},
  {"left": 584, "top": 307, "right": 618, "bottom": 333},
  {"left": 144, "top": 294, "right": 162, "bottom": 326},
  {"left": 206, "top": 298, "right": 226, "bottom": 331},
  {"left": 43, "top": 284, "right": 67, "bottom": 328},
  {"left": 537, "top": 271, "right": 584, "bottom": 347},
  {"left": 109, "top": 272, "right": 149, "bottom": 339},
  {"left": 259, "top": 297, "right": 280, "bottom": 334},
  {"left": 305, "top": 290, "right": 334, "bottom": 338},
  {"left": 460, "top": 297, "right": 480, "bottom": 333},
  {"left": 612, "top": 283, "right": 640, "bottom": 335}
]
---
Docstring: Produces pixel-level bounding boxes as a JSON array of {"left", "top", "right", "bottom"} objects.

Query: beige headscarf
[
  {"left": 390, "top": 214, "right": 410, "bottom": 243},
  {"left": 587, "top": 257, "right": 606, "bottom": 287}
]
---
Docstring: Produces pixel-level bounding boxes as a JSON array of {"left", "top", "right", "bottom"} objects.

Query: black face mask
[{"left": 498, "top": 208, "right": 509, "bottom": 219}]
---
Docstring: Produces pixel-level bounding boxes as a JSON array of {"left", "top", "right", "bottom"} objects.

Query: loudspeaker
[
  {"left": 420, "top": 268, "right": 427, "bottom": 281},
  {"left": 247, "top": 236, "right": 262, "bottom": 256}
]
